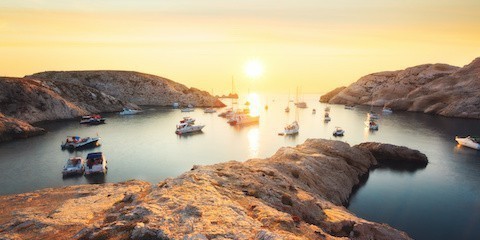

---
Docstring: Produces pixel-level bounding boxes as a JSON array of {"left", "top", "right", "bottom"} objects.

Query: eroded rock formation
[
  {"left": 320, "top": 57, "right": 480, "bottom": 118},
  {"left": 0, "top": 139, "right": 426, "bottom": 239}
]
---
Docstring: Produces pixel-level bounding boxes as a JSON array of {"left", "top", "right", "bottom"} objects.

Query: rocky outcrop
[
  {"left": 29, "top": 71, "right": 225, "bottom": 108},
  {"left": 355, "top": 142, "right": 428, "bottom": 168},
  {"left": 0, "top": 113, "right": 45, "bottom": 142},
  {"left": 0, "top": 139, "right": 422, "bottom": 239},
  {"left": 319, "top": 86, "right": 346, "bottom": 103},
  {"left": 320, "top": 57, "right": 480, "bottom": 118}
]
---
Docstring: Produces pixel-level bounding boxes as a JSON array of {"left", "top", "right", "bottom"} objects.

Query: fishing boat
[
  {"left": 80, "top": 115, "right": 105, "bottom": 125},
  {"left": 175, "top": 122, "right": 205, "bottom": 134},
  {"left": 455, "top": 136, "right": 480, "bottom": 150},
  {"left": 120, "top": 108, "right": 142, "bottom": 115},
  {"left": 284, "top": 121, "right": 299, "bottom": 135},
  {"left": 84, "top": 152, "right": 107, "bottom": 175},
  {"left": 62, "top": 157, "right": 85, "bottom": 176},
  {"left": 228, "top": 113, "right": 259, "bottom": 126},
  {"left": 61, "top": 136, "right": 100, "bottom": 150},
  {"left": 365, "top": 119, "right": 379, "bottom": 130},
  {"left": 333, "top": 127, "right": 345, "bottom": 137}
]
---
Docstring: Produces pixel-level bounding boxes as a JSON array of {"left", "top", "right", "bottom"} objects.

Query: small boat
[
  {"left": 284, "top": 121, "right": 299, "bottom": 135},
  {"left": 181, "top": 108, "right": 194, "bottom": 112},
  {"left": 324, "top": 106, "right": 331, "bottom": 112},
  {"left": 175, "top": 122, "right": 205, "bottom": 134},
  {"left": 285, "top": 106, "right": 290, "bottom": 113},
  {"left": 172, "top": 102, "right": 180, "bottom": 108},
  {"left": 312, "top": 109, "right": 316, "bottom": 114},
  {"left": 180, "top": 117, "right": 195, "bottom": 124},
  {"left": 294, "top": 102, "right": 307, "bottom": 108},
  {"left": 61, "top": 136, "right": 100, "bottom": 150},
  {"left": 84, "top": 152, "right": 107, "bottom": 175},
  {"left": 204, "top": 108, "right": 216, "bottom": 113},
  {"left": 120, "top": 108, "right": 142, "bottom": 115},
  {"left": 382, "top": 105, "right": 393, "bottom": 114},
  {"left": 365, "top": 119, "right": 379, "bottom": 130},
  {"left": 62, "top": 157, "right": 85, "bottom": 176},
  {"left": 455, "top": 136, "right": 480, "bottom": 150},
  {"left": 228, "top": 113, "right": 259, "bottom": 126},
  {"left": 218, "top": 108, "right": 233, "bottom": 118},
  {"left": 344, "top": 105, "right": 355, "bottom": 110},
  {"left": 333, "top": 127, "right": 345, "bottom": 137},
  {"left": 324, "top": 112, "right": 331, "bottom": 122},
  {"left": 80, "top": 115, "right": 105, "bottom": 125},
  {"left": 367, "top": 112, "right": 380, "bottom": 120}
]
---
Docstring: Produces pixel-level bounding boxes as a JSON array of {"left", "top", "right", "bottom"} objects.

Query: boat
[
  {"left": 333, "top": 127, "right": 345, "bottom": 137},
  {"left": 180, "top": 107, "right": 194, "bottom": 112},
  {"left": 455, "top": 136, "right": 480, "bottom": 150},
  {"left": 365, "top": 119, "right": 379, "bottom": 130},
  {"left": 80, "top": 115, "right": 105, "bottom": 125},
  {"left": 284, "top": 121, "right": 299, "bottom": 135},
  {"left": 285, "top": 106, "right": 290, "bottom": 113},
  {"left": 172, "top": 102, "right": 180, "bottom": 108},
  {"left": 180, "top": 117, "right": 195, "bottom": 124},
  {"left": 204, "top": 108, "right": 216, "bottom": 113},
  {"left": 382, "top": 105, "right": 393, "bottom": 114},
  {"left": 175, "top": 122, "right": 205, "bottom": 134},
  {"left": 324, "top": 106, "right": 331, "bottom": 112},
  {"left": 61, "top": 136, "right": 100, "bottom": 150},
  {"left": 367, "top": 112, "right": 380, "bottom": 120},
  {"left": 312, "top": 109, "right": 316, "bottom": 114},
  {"left": 344, "top": 105, "right": 355, "bottom": 110},
  {"left": 84, "top": 152, "right": 107, "bottom": 175},
  {"left": 294, "top": 86, "right": 307, "bottom": 108},
  {"left": 324, "top": 112, "right": 331, "bottom": 122},
  {"left": 62, "top": 157, "right": 85, "bottom": 176},
  {"left": 218, "top": 108, "right": 233, "bottom": 118},
  {"left": 228, "top": 113, "right": 259, "bottom": 126},
  {"left": 120, "top": 108, "right": 142, "bottom": 115}
]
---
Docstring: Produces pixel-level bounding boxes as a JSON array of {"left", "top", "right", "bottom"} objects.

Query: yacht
[
  {"left": 284, "top": 121, "right": 299, "bottom": 135},
  {"left": 80, "top": 115, "right": 105, "bottom": 125},
  {"left": 61, "top": 136, "right": 100, "bottom": 150},
  {"left": 333, "top": 127, "right": 345, "bottom": 137},
  {"left": 62, "top": 157, "right": 85, "bottom": 176},
  {"left": 175, "top": 122, "right": 205, "bottom": 134},
  {"left": 455, "top": 136, "right": 480, "bottom": 150},
  {"left": 120, "top": 108, "right": 142, "bottom": 115},
  {"left": 228, "top": 113, "right": 259, "bottom": 126},
  {"left": 84, "top": 152, "right": 107, "bottom": 175}
]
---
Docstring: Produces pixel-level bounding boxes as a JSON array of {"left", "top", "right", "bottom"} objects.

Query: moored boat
[
  {"left": 80, "top": 115, "right": 106, "bottom": 125},
  {"left": 228, "top": 113, "right": 259, "bottom": 126},
  {"left": 294, "top": 102, "right": 307, "bottom": 108},
  {"left": 455, "top": 136, "right": 480, "bottom": 150},
  {"left": 367, "top": 112, "right": 380, "bottom": 120},
  {"left": 365, "top": 119, "right": 379, "bottom": 130},
  {"left": 333, "top": 127, "right": 345, "bottom": 137},
  {"left": 84, "top": 152, "right": 107, "bottom": 175},
  {"left": 61, "top": 136, "right": 100, "bottom": 150},
  {"left": 120, "top": 108, "right": 142, "bottom": 115},
  {"left": 285, "top": 106, "right": 290, "bottom": 113},
  {"left": 382, "top": 105, "right": 393, "bottom": 114},
  {"left": 175, "top": 122, "right": 205, "bottom": 134},
  {"left": 284, "top": 121, "right": 299, "bottom": 135},
  {"left": 312, "top": 109, "right": 316, "bottom": 114},
  {"left": 180, "top": 117, "right": 195, "bottom": 124},
  {"left": 62, "top": 157, "right": 85, "bottom": 176},
  {"left": 324, "top": 112, "right": 331, "bottom": 122},
  {"left": 204, "top": 108, "right": 216, "bottom": 113}
]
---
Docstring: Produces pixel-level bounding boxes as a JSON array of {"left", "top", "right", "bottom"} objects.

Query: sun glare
[{"left": 244, "top": 59, "right": 264, "bottom": 79}]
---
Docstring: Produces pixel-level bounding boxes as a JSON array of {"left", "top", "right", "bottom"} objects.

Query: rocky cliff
[
  {"left": 320, "top": 57, "right": 480, "bottom": 118},
  {"left": 29, "top": 71, "right": 225, "bottom": 108},
  {"left": 0, "top": 139, "right": 426, "bottom": 239},
  {"left": 0, "top": 113, "right": 45, "bottom": 142}
]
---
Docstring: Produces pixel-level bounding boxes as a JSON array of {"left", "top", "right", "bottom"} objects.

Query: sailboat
[
  {"left": 285, "top": 91, "right": 290, "bottom": 112},
  {"left": 294, "top": 86, "right": 307, "bottom": 108},
  {"left": 282, "top": 99, "right": 299, "bottom": 135}
]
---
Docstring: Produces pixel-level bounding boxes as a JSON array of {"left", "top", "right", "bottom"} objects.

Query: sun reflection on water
[
  {"left": 247, "top": 127, "right": 260, "bottom": 158},
  {"left": 247, "top": 93, "right": 261, "bottom": 117}
]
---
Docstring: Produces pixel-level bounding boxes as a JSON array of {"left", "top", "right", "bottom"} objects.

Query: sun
[{"left": 244, "top": 59, "right": 264, "bottom": 79}]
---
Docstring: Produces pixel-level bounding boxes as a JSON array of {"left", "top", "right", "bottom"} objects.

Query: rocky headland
[
  {"left": 0, "top": 139, "right": 427, "bottom": 239},
  {"left": 320, "top": 57, "right": 480, "bottom": 118},
  {"left": 0, "top": 71, "right": 225, "bottom": 142}
]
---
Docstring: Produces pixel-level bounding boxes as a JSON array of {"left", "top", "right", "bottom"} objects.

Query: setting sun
[{"left": 244, "top": 60, "right": 264, "bottom": 79}]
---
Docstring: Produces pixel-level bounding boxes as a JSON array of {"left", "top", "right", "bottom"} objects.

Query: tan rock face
[
  {"left": 29, "top": 71, "right": 225, "bottom": 108},
  {"left": 320, "top": 58, "right": 480, "bottom": 118},
  {"left": 0, "top": 139, "right": 419, "bottom": 239},
  {"left": 0, "top": 112, "right": 45, "bottom": 142}
]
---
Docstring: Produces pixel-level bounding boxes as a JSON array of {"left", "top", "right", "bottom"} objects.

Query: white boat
[
  {"left": 204, "top": 108, "right": 216, "bottom": 113},
  {"left": 284, "top": 121, "right": 299, "bottom": 135},
  {"left": 175, "top": 122, "right": 205, "bottom": 134},
  {"left": 324, "top": 112, "right": 331, "bottom": 122},
  {"left": 180, "top": 117, "right": 195, "bottom": 124},
  {"left": 80, "top": 115, "right": 105, "bottom": 125},
  {"left": 172, "top": 102, "right": 180, "bottom": 108},
  {"left": 344, "top": 105, "right": 355, "bottom": 110},
  {"left": 120, "top": 108, "right": 142, "bottom": 115},
  {"left": 84, "top": 152, "right": 107, "bottom": 175},
  {"left": 382, "top": 106, "right": 393, "bottom": 114},
  {"left": 333, "top": 127, "right": 345, "bottom": 137},
  {"left": 180, "top": 108, "right": 194, "bottom": 112},
  {"left": 61, "top": 136, "right": 100, "bottom": 150},
  {"left": 62, "top": 157, "right": 85, "bottom": 176},
  {"left": 455, "top": 136, "right": 480, "bottom": 150},
  {"left": 312, "top": 109, "right": 316, "bottom": 114},
  {"left": 228, "top": 113, "right": 259, "bottom": 126},
  {"left": 324, "top": 106, "right": 331, "bottom": 112},
  {"left": 365, "top": 119, "right": 379, "bottom": 130},
  {"left": 367, "top": 112, "right": 380, "bottom": 120}
]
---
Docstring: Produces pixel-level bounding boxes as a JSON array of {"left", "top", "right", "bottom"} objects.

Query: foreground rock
[
  {"left": 320, "top": 57, "right": 480, "bottom": 118},
  {"left": 0, "top": 139, "right": 425, "bottom": 239},
  {"left": 355, "top": 142, "right": 428, "bottom": 168},
  {"left": 29, "top": 71, "right": 225, "bottom": 108}
]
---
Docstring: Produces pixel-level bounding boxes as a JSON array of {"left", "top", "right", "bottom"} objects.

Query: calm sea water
[{"left": 0, "top": 94, "right": 479, "bottom": 239}]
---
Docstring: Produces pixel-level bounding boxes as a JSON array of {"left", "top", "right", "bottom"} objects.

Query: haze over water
[{"left": 0, "top": 94, "right": 479, "bottom": 239}]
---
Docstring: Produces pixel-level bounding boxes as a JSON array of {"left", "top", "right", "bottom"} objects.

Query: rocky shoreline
[
  {"left": 0, "top": 71, "right": 225, "bottom": 143},
  {"left": 320, "top": 57, "right": 480, "bottom": 119},
  {"left": 0, "top": 139, "right": 427, "bottom": 239}
]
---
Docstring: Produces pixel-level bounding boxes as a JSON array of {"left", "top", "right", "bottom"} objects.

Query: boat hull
[
  {"left": 176, "top": 125, "right": 205, "bottom": 134},
  {"left": 455, "top": 137, "right": 480, "bottom": 150},
  {"left": 61, "top": 137, "right": 100, "bottom": 150}
]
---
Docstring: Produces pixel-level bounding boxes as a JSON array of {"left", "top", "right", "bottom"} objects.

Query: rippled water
[{"left": 0, "top": 94, "right": 479, "bottom": 239}]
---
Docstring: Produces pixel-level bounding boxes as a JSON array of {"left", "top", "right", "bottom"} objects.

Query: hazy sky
[{"left": 1, "top": 0, "right": 479, "bottom": 93}]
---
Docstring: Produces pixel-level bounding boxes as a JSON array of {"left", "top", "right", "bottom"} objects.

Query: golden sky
[{"left": 1, "top": 0, "right": 479, "bottom": 93}]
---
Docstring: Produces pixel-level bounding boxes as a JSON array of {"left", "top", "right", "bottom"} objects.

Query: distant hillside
[{"left": 320, "top": 57, "right": 480, "bottom": 118}]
